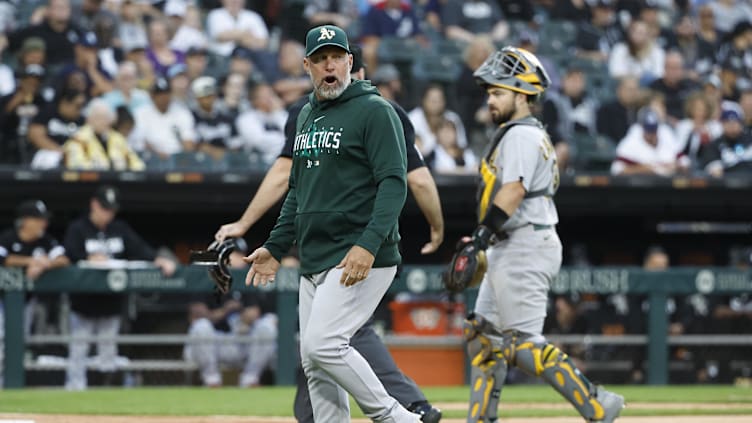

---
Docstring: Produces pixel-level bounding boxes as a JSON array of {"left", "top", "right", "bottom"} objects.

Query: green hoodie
[{"left": 264, "top": 79, "right": 407, "bottom": 275}]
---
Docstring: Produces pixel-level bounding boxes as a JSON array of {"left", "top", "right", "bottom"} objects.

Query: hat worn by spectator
[
  {"left": 94, "top": 185, "right": 120, "bottom": 210},
  {"left": 151, "top": 77, "right": 170, "bottom": 94},
  {"left": 20, "top": 37, "right": 45, "bottom": 54},
  {"left": 305, "top": 25, "right": 350, "bottom": 57},
  {"left": 231, "top": 46, "right": 254, "bottom": 62},
  {"left": 591, "top": 0, "right": 614, "bottom": 8},
  {"left": 371, "top": 64, "right": 400, "bottom": 85},
  {"left": 18, "top": 64, "right": 45, "bottom": 79},
  {"left": 720, "top": 107, "right": 744, "bottom": 123},
  {"left": 639, "top": 108, "right": 660, "bottom": 133},
  {"left": 16, "top": 200, "right": 51, "bottom": 219},
  {"left": 78, "top": 31, "right": 99, "bottom": 48},
  {"left": 192, "top": 76, "right": 217, "bottom": 98},
  {"left": 517, "top": 29, "right": 539, "bottom": 46}
]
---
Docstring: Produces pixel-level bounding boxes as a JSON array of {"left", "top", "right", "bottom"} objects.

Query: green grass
[{"left": 0, "top": 385, "right": 750, "bottom": 417}]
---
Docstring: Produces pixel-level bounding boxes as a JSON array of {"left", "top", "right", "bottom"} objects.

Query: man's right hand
[
  {"left": 215, "top": 221, "right": 249, "bottom": 243},
  {"left": 244, "top": 247, "right": 280, "bottom": 287},
  {"left": 420, "top": 224, "right": 444, "bottom": 255}
]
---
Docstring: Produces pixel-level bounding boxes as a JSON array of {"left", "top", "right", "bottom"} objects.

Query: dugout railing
[{"left": 2, "top": 265, "right": 752, "bottom": 388}]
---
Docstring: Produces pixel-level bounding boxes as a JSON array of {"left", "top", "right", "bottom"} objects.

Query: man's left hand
[
  {"left": 154, "top": 256, "right": 177, "bottom": 277},
  {"left": 336, "top": 245, "right": 375, "bottom": 286}
]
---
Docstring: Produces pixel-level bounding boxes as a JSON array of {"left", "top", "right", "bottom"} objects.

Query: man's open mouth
[{"left": 324, "top": 76, "right": 337, "bottom": 85}]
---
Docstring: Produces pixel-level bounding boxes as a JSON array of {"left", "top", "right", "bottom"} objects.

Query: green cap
[{"left": 305, "top": 25, "right": 350, "bottom": 57}]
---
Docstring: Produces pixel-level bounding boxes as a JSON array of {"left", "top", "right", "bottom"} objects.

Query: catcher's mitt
[
  {"left": 190, "top": 238, "right": 239, "bottom": 301},
  {"left": 443, "top": 238, "right": 488, "bottom": 293}
]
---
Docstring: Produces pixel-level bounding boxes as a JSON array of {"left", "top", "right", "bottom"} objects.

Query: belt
[{"left": 491, "top": 223, "right": 554, "bottom": 244}]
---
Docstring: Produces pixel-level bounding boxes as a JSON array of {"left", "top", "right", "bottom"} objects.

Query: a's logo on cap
[
  {"left": 318, "top": 27, "right": 336, "bottom": 41},
  {"left": 106, "top": 189, "right": 116, "bottom": 204}
]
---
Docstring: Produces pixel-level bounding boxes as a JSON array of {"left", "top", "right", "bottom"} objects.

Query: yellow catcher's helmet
[{"left": 473, "top": 46, "right": 551, "bottom": 96}]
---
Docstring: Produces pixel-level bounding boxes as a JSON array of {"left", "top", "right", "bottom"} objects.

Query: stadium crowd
[
  {"left": 0, "top": 0, "right": 749, "bottom": 175},
  {"left": 1, "top": 0, "right": 752, "bottom": 390}
]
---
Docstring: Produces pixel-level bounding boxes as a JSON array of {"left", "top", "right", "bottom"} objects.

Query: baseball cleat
[
  {"left": 409, "top": 402, "right": 442, "bottom": 423},
  {"left": 592, "top": 385, "right": 625, "bottom": 423}
]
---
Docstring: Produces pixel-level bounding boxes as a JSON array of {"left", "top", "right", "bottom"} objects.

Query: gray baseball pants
[{"left": 299, "top": 266, "right": 417, "bottom": 422}]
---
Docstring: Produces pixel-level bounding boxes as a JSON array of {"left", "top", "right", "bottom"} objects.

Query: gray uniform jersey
[{"left": 495, "top": 124, "right": 559, "bottom": 229}]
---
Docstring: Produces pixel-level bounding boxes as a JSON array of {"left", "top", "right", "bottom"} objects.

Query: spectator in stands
[
  {"left": 191, "top": 76, "right": 242, "bottom": 161},
  {"left": 575, "top": 0, "right": 623, "bottom": 63},
  {"left": 167, "top": 3, "right": 209, "bottom": 55},
  {"left": 454, "top": 36, "right": 495, "bottom": 143},
  {"left": 360, "top": 0, "right": 426, "bottom": 71},
  {"left": 63, "top": 185, "right": 177, "bottom": 390},
  {"left": 303, "top": 0, "right": 359, "bottom": 32},
  {"left": 699, "top": 105, "right": 752, "bottom": 177},
  {"left": 740, "top": 88, "right": 752, "bottom": 132},
  {"left": 92, "top": 11, "right": 121, "bottom": 79},
  {"left": 431, "top": 118, "right": 478, "bottom": 174},
  {"left": 28, "top": 87, "right": 86, "bottom": 169},
  {"left": 100, "top": 61, "right": 151, "bottom": 114},
  {"left": 696, "top": 5, "right": 722, "bottom": 48},
  {"left": 635, "top": 0, "right": 672, "bottom": 49},
  {"left": 608, "top": 19, "right": 666, "bottom": 82},
  {"left": 15, "top": 37, "right": 47, "bottom": 70},
  {"left": 716, "top": 21, "right": 752, "bottom": 84},
  {"left": 666, "top": 14, "right": 716, "bottom": 79},
  {"left": 146, "top": 18, "right": 185, "bottom": 78},
  {"left": 131, "top": 77, "right": 196, "bottom": 160},
  {"left": 184, "top": 294, "right": 278, "bottom": 387},
  {"left": 675, "top": 91, "right": 723, "bottom": 171},
  {"left": 228, "top": 46, "right": 257, "bottom": 82},
  {"left": 408, "top": 83, "right": 468, "bottom": 163},
  {"left": 0, "top": 64, "right": 48, "bottom": 165},
  {"left": 57, "top": 31, "right": 113, "bottom": 98},
  {"left": 216, "top": 72, "right": 250, "bottom": 116},
  {"left": 441, "top": 0, "right": 508, "bottom": 43},
  {"left": 707, "top": 0, "right": 752, "bottom": 34},
  {"left": 76, "top": 0, "right": 117, "bottom": 33},
  {"left": 122, "top": 44, "right": 154, "bottom": 90},
  {"left": 185, "top": 47, "right": 209, "bottom": 82},
  {"left": 719, "top": 64, "right": 744, "bottom": 103},
  {"left": 597, "top": 76, "right": 642, "bottom": 144},
  {"left": 206, "top": 0, "right": 269, "bottom": 57},
  {"left": 272, "top": 40, "right": 313, "bottom": 106},
  {"left": 371, "top": 64, "right": 403, "bottom": 104},
  {"left": 236, "top": 82, "right": 288, "bottom": 165},
  {"left": 6, "top": 0, "right": 82, "bottom": 67},
  {"left": 166, "top": 63, "right": 192, "bottom": 112},
  {"left": 610, "top": 107, "right": 683, "bottom": 176},
  {"left": 0, "top": 200, "right": 70, "bottom": 335},
  {"left": 118, "top": 0, "right": 149, "bottom": 56},
  {"left": 648, "top": 51, "right": 698, "bottom": 125},
  {"left": 542, "top": 66, "right": 599, "bottom": 171},
  {"left": 63, "top": 98, "right": 145, "bottom": 170}
]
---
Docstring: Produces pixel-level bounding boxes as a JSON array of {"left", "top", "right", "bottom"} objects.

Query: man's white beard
[{"left": 316, "top": 73, "right": 351, "bottom": 100}]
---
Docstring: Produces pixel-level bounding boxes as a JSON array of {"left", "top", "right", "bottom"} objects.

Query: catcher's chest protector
[{"left": 477, "top": 117, "right": 542, "bottom": 223}]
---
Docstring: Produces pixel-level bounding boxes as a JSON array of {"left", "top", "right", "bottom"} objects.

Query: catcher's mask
[
  {"left": 190, "top": 238, "right": 239, "bottom": 300},
  {"left": 473, "top": 46, "right": 551, "bottom": 97},
  {"left": 445, "top": 242, "right": 488, "bottom": 293}
]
